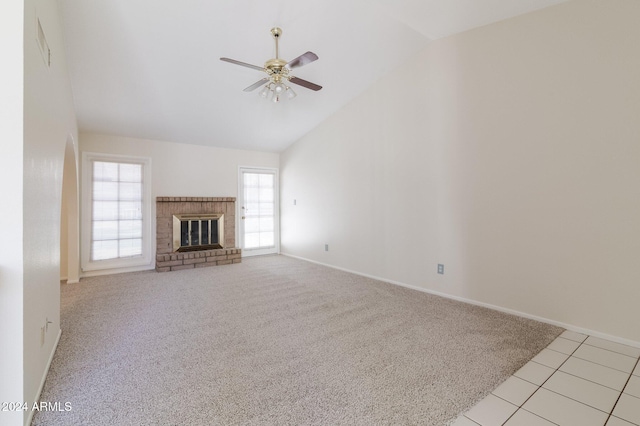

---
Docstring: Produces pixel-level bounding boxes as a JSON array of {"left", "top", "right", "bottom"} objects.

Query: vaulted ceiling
[{"left": 58, "top": 0, "right": 568, "bottom": 152}]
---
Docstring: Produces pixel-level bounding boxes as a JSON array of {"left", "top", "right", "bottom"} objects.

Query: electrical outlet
[
  {"left": 437, "top": 264, "right": 444, "bottom": 274},
  {"left": 325, "top": 244, "right": 329, "bottom": 252}
]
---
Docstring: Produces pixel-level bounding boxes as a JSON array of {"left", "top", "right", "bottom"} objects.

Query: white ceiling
[{"left": 58, "top": 0, "right": 568, "bottom": 152}]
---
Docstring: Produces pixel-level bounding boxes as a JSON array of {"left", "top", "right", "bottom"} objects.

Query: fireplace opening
[{"left": 173, "top": 214, "right": 224, "bottom": 252}]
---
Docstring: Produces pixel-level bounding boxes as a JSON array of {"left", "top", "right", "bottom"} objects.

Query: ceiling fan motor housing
[{"left": 265, "top": 58, "right": 288, "bottom": 81}]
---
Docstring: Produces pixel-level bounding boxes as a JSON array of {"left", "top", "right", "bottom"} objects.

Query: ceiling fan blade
[
  {"left": 289, "top": 76, "right": 322, "bottom": 91},
  {"left": 220, "top": 57, "right": 265, "bottom": 72},
  {"left": 286, "top": 51, "right": 319, "bottom": 69},
  {"left": 243, "top": 78, "right": 269, "bottom": 92}
]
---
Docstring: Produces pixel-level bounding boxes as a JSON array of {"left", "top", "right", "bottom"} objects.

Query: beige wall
[
  {"left": 80, "top": 133, "right": 279, "bottom": 272},
  {"left": 60, "top": 138, "right": 80, "bottom": 283},
  {"left": 281, "top": 0, "right": 640, "bottom": 343}
]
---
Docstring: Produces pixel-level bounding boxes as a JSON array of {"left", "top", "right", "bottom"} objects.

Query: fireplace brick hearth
[{"left": 156, "top": 197, "right": 241, "bottom": 272}]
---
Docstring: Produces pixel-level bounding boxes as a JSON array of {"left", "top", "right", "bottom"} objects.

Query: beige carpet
[{"left": 33, "top": 255, "right": 562, "bottom": 425}]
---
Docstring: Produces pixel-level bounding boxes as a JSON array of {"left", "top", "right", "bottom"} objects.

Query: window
[{"left": 82, "top": 153, "right": 152, "bottom": 273}]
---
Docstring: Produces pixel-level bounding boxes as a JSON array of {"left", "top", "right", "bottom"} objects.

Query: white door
[{"left": 238, "top": 168, "right": 279, "bottom": 256}]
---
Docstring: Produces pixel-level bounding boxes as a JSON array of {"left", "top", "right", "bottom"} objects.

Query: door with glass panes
[{"left": 239, "top": 168, "right": 279, "bottom": 256}]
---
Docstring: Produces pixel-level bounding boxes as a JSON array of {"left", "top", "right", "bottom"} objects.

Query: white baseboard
[
  {"left": 80, "top": 264, "right": 155, "bottom": 278},
  {"left": 281, "top": 253, "right": 640, "bottom": 349},
  {"left": 25, "top": 328, "right": 62, "bottom": 426}
]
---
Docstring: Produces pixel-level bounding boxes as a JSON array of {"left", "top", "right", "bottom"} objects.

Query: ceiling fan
[{"left": 220, "top": 27, "right": 322, "bottom": 102}]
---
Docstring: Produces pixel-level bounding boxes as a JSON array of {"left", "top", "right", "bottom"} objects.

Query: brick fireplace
[{"left": 155, "top": 197, "right": 241, "bottom": 272}]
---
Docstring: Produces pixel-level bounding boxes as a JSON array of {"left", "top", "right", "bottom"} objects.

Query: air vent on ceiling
[{"left": 36, "top": 18, "right": 51, "bottom": 67}]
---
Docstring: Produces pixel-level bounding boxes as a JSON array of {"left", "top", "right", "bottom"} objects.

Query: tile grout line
[
  {"left": 461, "top": 415, "right": 481, "bottom": 425},
  {"left": 541, "top": 386, "right": 618, "bottom": 416},
  {"left": 499, "top": 333, "right": 586, "bottom": 425},
  {"left": 582, "top": 342, "right": 640, "bottom": 359},
  {"left": 563, "top": 353, "right": 636, "bottom": 375},
  {"left": 462, "top": 331, "right": 640, "bottom": 426},
  {"left": 535, "top": 336, "right": 635, "bottom": 424},
  {"left": 538, "top": 355, "right": 632, "bottom": 393},
  {"left": 605, "top": 355, "right": 640, "bottom": 425},
  {"left": 557, "top": 334, "right": 640, "bottom": 363},
  {"left": 517, "top": 407, "right": 561, "bottom": 426}
]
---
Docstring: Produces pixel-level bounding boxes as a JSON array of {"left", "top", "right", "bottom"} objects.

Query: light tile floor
[{"left": 453, "top": 331, "right": 640, "bottom": 426}]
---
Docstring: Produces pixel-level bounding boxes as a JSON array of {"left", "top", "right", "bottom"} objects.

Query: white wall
[
  {"left": 80, "top": 133, "right": 279, "bottom": 271},
  {"left": 81, "top": 133, "right": 279, "bottom": 197},
  {"left": 281, "top": 0, "right": 640, "bottom": 343},
  {"left": 0, "top": 2, "right": 25, "bottom": 425},
  {"left": 1, "top": 1, "right": 78, "bottom": 424}
]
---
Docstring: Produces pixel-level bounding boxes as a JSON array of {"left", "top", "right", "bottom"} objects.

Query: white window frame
[{"left": 81, "top": 152, "right": 153, "bottom": 274}]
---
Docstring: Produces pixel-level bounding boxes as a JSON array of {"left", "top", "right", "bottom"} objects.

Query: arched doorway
[{"left": 60, "top": 135, "right": 79, "bottom": 283}]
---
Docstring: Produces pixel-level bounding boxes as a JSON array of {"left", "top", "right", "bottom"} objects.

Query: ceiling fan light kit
[
  {"left": 259, "top": 82, "right": 297, "bottom": 103},
  {"left": 220, "top": 27, "right": 322, "bottom": 103}
]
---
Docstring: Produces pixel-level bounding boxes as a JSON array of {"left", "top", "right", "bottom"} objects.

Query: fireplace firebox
[{"left": 172, "top": 214, "right": 224, "bottom": 252}]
